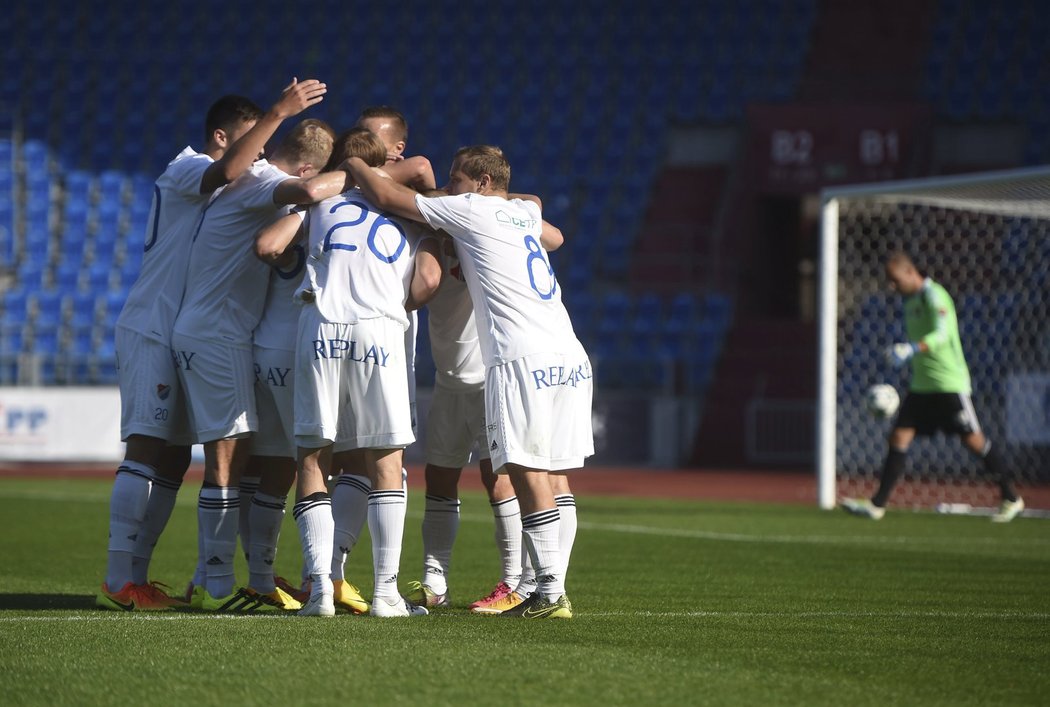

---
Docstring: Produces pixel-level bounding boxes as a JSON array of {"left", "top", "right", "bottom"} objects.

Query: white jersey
[
  {"left": 296, "top": 188, "right": 426, "bottom": 328},
  {"left": 172, "top": 160, "right": 291, "bottom": 349},
  {"left": 426, "top": 243, "right": 485, "bottom": 390},
  {"left": 116, "top": 147, "right": 214, "bottom": 345},
  {"left": 415, "top": 193, "right": 581, "bottom": 365},
  {"left": 253, "top": 243, "right": 307, "bottom": 352}
]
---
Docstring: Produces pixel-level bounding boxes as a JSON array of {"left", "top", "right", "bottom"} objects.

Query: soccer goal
[{"left": 817, "top": 166, "right": 1050, "bottom": 511}]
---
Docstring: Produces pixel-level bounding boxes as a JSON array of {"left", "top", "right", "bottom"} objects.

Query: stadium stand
[
  {"left": 5, "top": 0, "right": 821, "bottom": 391},
  {"left": 0, "top": 0, "right": 1043, "bottom": 465}
]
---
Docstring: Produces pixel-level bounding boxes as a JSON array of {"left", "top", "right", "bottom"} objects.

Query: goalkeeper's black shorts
[{"left": 894, "top": 391, "right": 981, "bottom": 436}]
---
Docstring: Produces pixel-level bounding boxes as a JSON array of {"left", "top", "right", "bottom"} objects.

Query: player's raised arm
[
  {"left": 539, "top": 220, "right": 564, "bottom": 251},
  {"left": 345, "top": 156, "right": 426, "bottom": 223},
  {"left": 406, "top": 237, "right": 442, "bottom": 311},
  {"left": 272, "top": 169, "right": 349, "bottom": 206},
  {"left": 255, "top": 211, "right": 306, "bottom": 265},
  {"left": 381, "top": 155, "right": 436, "bottom": 192},
  {"left": 510, "top": 192, "right": 563, "bottom": 251},
  {"left": 200, "top": 78, "right": 327, "bottom": 195}
]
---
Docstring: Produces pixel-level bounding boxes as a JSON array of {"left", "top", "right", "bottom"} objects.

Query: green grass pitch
[{"left": 1, "top": 477, "right": 1047, "bottom": 706}]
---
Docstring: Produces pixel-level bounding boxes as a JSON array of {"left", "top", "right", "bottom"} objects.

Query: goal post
[{"left": 817, "top": 166, "right": 1050, "bottom": 511}]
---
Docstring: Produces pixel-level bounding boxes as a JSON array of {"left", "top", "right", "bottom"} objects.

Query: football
[{"left": 865, "top": 383, "right": 900, "bottom": 419}]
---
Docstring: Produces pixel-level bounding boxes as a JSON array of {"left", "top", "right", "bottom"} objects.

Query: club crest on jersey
[
  {"left": 156, "top": 384, "right": 171, "bottom": 400},
  {"left": 495, "top": 210, "right": 537, "bottom": 230}
]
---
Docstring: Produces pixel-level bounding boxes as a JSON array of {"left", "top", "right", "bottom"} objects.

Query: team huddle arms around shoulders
[{"left": 97, "top": 79, "right": 592, "bottom": 619}]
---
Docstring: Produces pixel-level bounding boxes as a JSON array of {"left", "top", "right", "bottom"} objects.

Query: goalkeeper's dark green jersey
[{"left": 902, "top": 278, "right": 972, "bottom": 394}]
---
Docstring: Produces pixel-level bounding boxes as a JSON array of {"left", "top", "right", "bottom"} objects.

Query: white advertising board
[{"left": 0, "top": 387, "right": 124, "bottom": 461}]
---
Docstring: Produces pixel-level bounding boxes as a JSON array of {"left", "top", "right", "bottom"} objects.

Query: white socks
[
  {"left": 491, "top": 496, "right": 522, "bottom": 587},
  {"left": 421, "top": 495, "right": 460, "bottom": 594},
  {"left": 247, "top": 492, "right": 286, "bottom": 593},
  {"left": 131, "top": 473, "right": 182, "bottom": 585},
  {"left": 105, "top": 461, "right": 154, "bottom": 590},
  {"left": 294, "top": 492, "right": 334, "bottom": 600},
  {"left": 331, "top": 474, "right": 371, "bottom": 581},
  {"left": 198, "top": 486, "right": 240, "bottom": 599},
  {"left": 368, "top": 489, "right": 407, "bottom": 601},
  {"left": 555, "top": 494, "right": 577, "bottom": 584},
  {"left": 521, "top": 508, "right": 564, "bottom": 600}
]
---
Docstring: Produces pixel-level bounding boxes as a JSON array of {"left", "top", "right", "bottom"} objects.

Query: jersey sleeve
[
  {"left": 414, "top": 193, "right": 473, "bottom": 238},
  {"left": 164, "top": 153, "right": 214, "bottom": 198},
  {"left": 919, "top": 286, "right": 952, "bottom": 352},
  {"left": 250, "top": 172, "right": 295, "bottom": 210}
]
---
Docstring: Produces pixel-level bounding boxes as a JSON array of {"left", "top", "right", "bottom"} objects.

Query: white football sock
[
  {"left": 555, "top": 494, "right": 577, "bottom": 586},
  {"left": 105, "top": 462, "right": 154, "bottom": 590},
  {"left": 294, "top": 493, "right": 334, "bottom": 599},
  {"left": 491, "top": 496, "right": 522, "bottom": 587},
  {"left": 421, "top": 494, "right": 460, "bottom": 594},
  {"left": 248, "top": 492, "right": 286, "bottom": 593},
  {"left": 368, "top": 489, "right": 407, "bottom": 600},
  {"left": 521, "top": 508, "right": 564, "bottom": 600},
  {"left": 237, "top": 475, "right": 260, "bottom": 561},
  {"left": 131, "top": 472, "right": 181, "bottom": 585},
  {"left": 331, "top": 474, "right": 371, "bottom": 580},
  {"left": 198, "top": 486, "right": 240, "bottom": 599}
]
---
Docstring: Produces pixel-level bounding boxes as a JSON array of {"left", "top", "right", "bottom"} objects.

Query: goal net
[{"left": 817, "top": 167, "right": 1050, "bottom": 512}]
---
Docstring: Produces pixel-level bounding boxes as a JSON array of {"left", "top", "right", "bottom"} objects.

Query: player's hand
[
  {"left": 886, "top": 342, "right": 918, "bottom": 368},
  {"left": 273, "top": 77, "right": 327, "bottom": 118},
  {"left": 386, "top": 151, "right": 405, "bottom": 163}
]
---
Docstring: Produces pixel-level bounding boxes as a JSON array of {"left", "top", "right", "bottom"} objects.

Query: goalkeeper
[{"left": 842, "top": 252, "right": 1024, "bottom": 522}]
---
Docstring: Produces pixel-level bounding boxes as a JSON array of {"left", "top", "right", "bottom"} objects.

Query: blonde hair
[
  {"left": 275, "top": 118, "right": 336, "bottom": 172},
  {"left": 325, "top": 127, "right": 387, "bottom": 171},
  {"left": 454, "top": 145, "right": 510, "bottom": 191}
]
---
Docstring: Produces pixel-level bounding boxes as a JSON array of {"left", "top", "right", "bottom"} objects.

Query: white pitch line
[
  {"left": 586, "top": 610, "right": 1050, "bottom": 620},
  {"left": 457, "top": 514, "right": 1050, "bottom": 551},
  {"left": 0, "top": 609, "right": 1047, "bottom": 623},
  {"left": 2, "top": 488, "right": 1047, "bottom": 552}
]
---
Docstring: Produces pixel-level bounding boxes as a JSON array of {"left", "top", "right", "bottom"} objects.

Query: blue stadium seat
[
  {"left": 69, "top": 323, "right": 95, "bottom": 356},
  {"left": 53, "top": 260, "right": 81, "bottom": 289},
  {"left": 0, "top": 318, "right": 25, "bottom": 354},
  {"left": 703, "top": 292, "right": 733, "bottom": 331},
  {"left": 70, "top": 292, "right": 98, "bottom": 327},
  {"left": 668, "top": 292, "right": 699, "bottom": 325}
]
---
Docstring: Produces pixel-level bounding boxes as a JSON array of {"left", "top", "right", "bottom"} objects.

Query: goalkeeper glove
[{"left": 887, "top": 342, "right": 919, "bottom": 368}]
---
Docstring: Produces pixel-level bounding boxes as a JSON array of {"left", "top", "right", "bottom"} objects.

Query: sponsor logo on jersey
[
  {"left": 495, "top": 210, "right": 537, "bottom": 231},
  {"left": 530, "top": 362, "right": 593, "bottom": 390},
  {"left": 254, "top": 364, "right": 291, "bottom": 387},
  {"left": 173, "top": 350, "right": 196, "bottom": 371},
  {"left": 312, "top": 338, "right": 390, "bottom": 366}
]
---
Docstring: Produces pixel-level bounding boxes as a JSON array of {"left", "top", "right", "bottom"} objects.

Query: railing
[{"left": 744, "top": 398, "right": 816, "bottom": 465}]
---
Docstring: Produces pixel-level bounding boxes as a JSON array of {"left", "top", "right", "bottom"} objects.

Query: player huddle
[{"left": 97, "top": 79, "right": 592, "bottom": 619}]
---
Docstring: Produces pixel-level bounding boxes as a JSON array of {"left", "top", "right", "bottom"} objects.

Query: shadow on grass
[{"left": 0, "top": 594, "right": 95, "bottom": 610}]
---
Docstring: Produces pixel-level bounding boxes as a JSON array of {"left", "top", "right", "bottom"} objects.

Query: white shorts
[
  {"left": 425, "top": 383, "right": 489, "bottom": 468},
  {"left": 252, "top": 345, "right": 295, "bottom": 458},
  {"left": 295, "top": 307, "right": 414, "bottom": 451},
  {"left": 170, "top": 332, "right": 256, "bottom": 444},
  {"left": 486, "top": 350, "right": 594, "bottom": 472},
  {"left": 406, "top": 310, "right": 418, "bottom": 435},
  {"left": 115, "top": 327, "right": 194, "bottom": 444}
]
